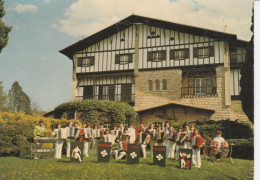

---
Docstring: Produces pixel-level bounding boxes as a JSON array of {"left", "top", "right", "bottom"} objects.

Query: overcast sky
[{"left": 0, "top": 0, "right": 253, "bottom": 111}]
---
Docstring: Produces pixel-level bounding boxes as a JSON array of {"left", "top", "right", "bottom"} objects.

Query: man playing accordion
[
  {"left": 166, "top": 125, "right": 177, "bottom": 159},
  {"left": 145, "top": 124, "right": 156, "bottom": 157},
  {"left": 136, "top": 129, "right": 150, "bottom": 158},
  {"left": 191, "top": 129, "right": 205, "bottom": 168}
]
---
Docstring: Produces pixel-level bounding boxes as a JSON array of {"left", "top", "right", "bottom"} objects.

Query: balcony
[
  {"left": 75, "top": 94, "right": 135, "bottom": 104},
  {"left": 181, "top": 86, "right": 217, "bottom": 98},
  {"left": 230, "top": 54, "right": 245, "bottom": 65}
]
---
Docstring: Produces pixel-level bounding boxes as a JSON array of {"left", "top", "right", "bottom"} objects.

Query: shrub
[
  {"left": 0, "top": 112, "right": 81, "bottom": 156},
  {"left": 53, "top": 100, "right": 136, "bottom": 126},
  {"left": 226, "top": 138, "right": 254, "bottom": 160}
]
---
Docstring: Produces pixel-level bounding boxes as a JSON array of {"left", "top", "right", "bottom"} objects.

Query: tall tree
[
  {"left": 0, "top": 0, "right": 11, "bottom": 53},
  {"left": 8, "top": 81, "right": 31, "bottom": 114},
  {"left": 0, "top": 81, "right": 7, "bottom": 111},
  {"left": 240, "top": 7, "right": 254, "bottom": 123}
]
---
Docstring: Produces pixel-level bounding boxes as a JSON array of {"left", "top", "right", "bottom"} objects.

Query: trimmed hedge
[
  {"left": 0, "top": 112, "right": 81, "bottom": 156},
  {"left": 226, "top": 138, "right": 254, "bottom": 160},
  {"left": 54, "top": 100, "right": 136, "bottom": 126}
]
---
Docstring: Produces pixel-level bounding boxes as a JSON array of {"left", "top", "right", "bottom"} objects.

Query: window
[
  {"left": 193, "top": 46, "right": 214, "bottom": 58},
  {"left": 148, "top": 122, "right": 164, "bottom": 129},
  {"left": 155, "top": 79, "right": 160, "bottom": 91},
  {"left": 147, "top": 50, "right": 166, "bottom": 62},
  {"left": 115, "top": 54, "right": 133, "bottom": 64},
  {"left": 195, "top": 78, "right": 206, "bottom": 95},
  {"left": 115, "top": 84, "right": 133, "bottom": 103},
  {"left": 148, "top": 80, "right": 153, "bottom": 91},
  {"left": 77, "top": 56, "right": 95, "bottom": 67},
  {"left": 103, "top": 122, "right": 111, "bottom": 129},
  {"left": 102, "top": 86, "right": 110, "bottom": 100},
  {"left": 162, "top": 79, "right": 167, "bottom": 90},
  {"left": 83, "top": 86, "right": 94, "bottom": 100},
  {"left": 170, "top": 49, "right": 189, "bottom": 60}
]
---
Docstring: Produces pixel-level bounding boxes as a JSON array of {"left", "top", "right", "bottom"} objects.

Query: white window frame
[
  {"left": 198, "top": 48, "right": 209, "bottom": 58},
  {"left": 195, "top": 78, "right": 206, "bottom": 95},
  {"left": 119, "top": 55, "right": 129, "bottom": 65}
]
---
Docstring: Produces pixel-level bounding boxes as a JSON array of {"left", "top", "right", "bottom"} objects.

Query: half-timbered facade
[{"left": 60, "top": 15, "right": 249, "bottom": 126}]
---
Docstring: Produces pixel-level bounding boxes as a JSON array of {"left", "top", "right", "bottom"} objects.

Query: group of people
[{"left": 33, "top": 120, "right": 227, "bottom": 168}]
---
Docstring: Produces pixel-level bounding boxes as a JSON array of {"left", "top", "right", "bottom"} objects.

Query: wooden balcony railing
[
  {"left": 75, "top": 94, "right": 135, "bottom": 103},
  {"left": 181, "top": 86, "right": 217, "bottom": 97}
]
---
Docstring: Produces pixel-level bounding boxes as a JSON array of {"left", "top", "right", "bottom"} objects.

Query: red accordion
[
  {"left": 195, "top": 135, "right": 205, "bottom": 148},
  {"left": 176, "top": 132, "right": 185, "bottom": 145}
]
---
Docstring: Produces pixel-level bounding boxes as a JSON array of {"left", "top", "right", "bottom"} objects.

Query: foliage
[
  {"left": 7, "top": 81, "right": 31, "bottom": 114},
  {"left": 0, "top": 112, "right": 81, "bottom": 156},
  {"left": 240, "top": 7, "right": 254, "bottom": 123},
  {"left": 226, "top": 138, "right": 253, "bottom": 160},
  {"left": 0, "top": 81, "right": 7, "bottom": 111},
  {"left": 54, "top": 99, "right": 136, "bottom": 126},
  {"left": 0, "top": 156, "right": 254, "bottom": 179},
  {"left": 0, "top": 0, "right": 12, "bottom": 53},
  {"left": 172, "top": 119, "right": 253, "bottom": 140}
]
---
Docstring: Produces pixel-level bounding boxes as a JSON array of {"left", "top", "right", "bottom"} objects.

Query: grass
[{"left": 0, "top": 154, "right": 254, "bottom": 180}]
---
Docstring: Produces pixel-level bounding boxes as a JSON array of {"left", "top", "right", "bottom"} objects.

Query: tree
[
  {"left": 0, "top": 81, "right": 7, "bottom": 111},
  {"left": 240, "top": 7, "right": 254, "bottom": 123},
  {"left": 0, "top": 0, "right": 12, "bottom": 53},
  {"left": 8, "top": 82, "right": 31, "bottom": 114}
]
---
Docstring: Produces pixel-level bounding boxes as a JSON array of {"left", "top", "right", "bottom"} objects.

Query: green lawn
[{"left": 0, "top": 155, "right": 254, "bottom": 180}]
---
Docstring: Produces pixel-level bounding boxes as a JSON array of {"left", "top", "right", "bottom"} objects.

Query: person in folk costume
[
  {"left": 166, "top": 125, "right": 177, "bottom": 159},
  {"left": 52, "top": 123, "right": 64, "bottom": 159},
  {"left": 33, "top": 120, "right": 46, "bottom": 159},
  {"left": 33, "top": 120, "right": 46, "bottom": 137},
  {"left": 83, "top": 123, "right": 92, "bottom": 157},
  {"left": 212, "top": 130, "right": 225, "bottom": 150},
  {"left": 189, "top": 125, "right": 195, "bottom": 164},
  {"left": 78, "top": 122, "right": 89, "bottom": 157},
  {"left": 164, "top": 121, "right": 170, "bottom": 131},
  {"left": 111, "top": 125, "right": 120, "bottom": 138},
  {"left": 175, "top": 127, "right": 185, "bottom": 160},
  {"left": 136, "top": 129, "right": 150, "bottom": 158},
  {"left": 191, "top": 129, "right": 205, "bottom": 168},
  {"left": 145, "top": 123, "right": 156, "bottom": 157},
  {"left": 135, "top": 123, "right": 146, "bottom": 141},
  {"left": 98, "top": 124, "right": 105, "bottom": 141},
  {"left": 91, "top": 125, "right": 98, "bottom": 156},
  {"left": 114, "top": 129, "right": 130, "bottom": 160},
  {"left": 128, "top": 124, "right": 136, "bottom": 144},
  {"left": 71, "top": 145, "right": 82, "bottom": 162},
  {"left": 65, "top": 121, "right": 74, "bottom": 157},
  {"left": 73, "top": 121, "right": 81, "bottom": 141},
  {"left": 118, "top": 123, "right": 125, "bottom": 135},
  {"left": 155, "top": 125, "right": 166, "bottom": 146},
  {"left": 181, "top": 125, "right": 192, "bottom": 149}
]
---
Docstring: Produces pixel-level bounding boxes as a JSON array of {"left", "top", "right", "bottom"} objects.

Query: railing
[
  {"left": 181, "top": 86, "right": 217, "bottom": 97},
  {"left": 230, "top": 54, "right": 245, "bottom": 65},
  {"left": 75, "top": 94, "right": 135, "bottom": 103}
]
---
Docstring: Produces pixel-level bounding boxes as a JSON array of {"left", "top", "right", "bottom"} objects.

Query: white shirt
[
  {"left": 128, "top": 128, "right": 136, "bottom": 143},
  {"left": 213, "top": 136, "right": 225, "bottom": 149}
]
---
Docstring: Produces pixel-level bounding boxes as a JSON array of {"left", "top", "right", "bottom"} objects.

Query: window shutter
[
  {"left": 129, "top": 54, "right": 133, "bottom": 63},
  {"left": 207, "top": 77, "right": 212, "bottom": 86},
  {"left": 170, "top": 49, "right": 175, "bottom": 60},
  {"left": 209, "top": 46, "right": 214, "bottom": 57},
  {"left": 193, "top": 47, "right": 198, "bottom": 58},
  {"left": 77, "top": 58, "right": 82, "bottom": 67},
  {"left": 90, "top": 57, "right": 95, "bottom": 66},
  {"left": 115, "top": 54, "right": 120, "bottom": 64},
  {"left": 109, "top": 85, "right": 115, "bottom": 100},
  {"left": 161, "top": 50, "right": 166, "bottom": 60},
  {"left": 147, "top": 51, "right": 153, "bottom": 61},
  {"left": 188, "top": 78, "right": 194, "bottom": 87},
  {"left": 185, "top": 48, "right": 190, "bottom": 59}
]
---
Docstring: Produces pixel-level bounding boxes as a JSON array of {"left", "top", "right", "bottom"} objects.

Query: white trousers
[
  {"left": 66, "top": 138, "right": 73, "bottom": 157},
  {"left": 83, "top": 142, "right": 89, "bottom": 157},
  {"left": 192, "top": 148, "right": 201, "bottom": 168},
  {"left": 184, "top": 141, "right": 191, "bottom": 149},
  {"left": 117, "top": 151, "right": 127, "bottom": 160},
  {"left": 141, "top": 144, "right": 147, "bottom": 158},
  {"left": 54, "top": 140, "right": 64, "bottom": 159},
  {"left": 167, "top": 141, "right": 176, "bottom": 159},
  {"left": 175, "top": 145, "right": 184, "bottom": 160},
  {"left": 91, "top": 139, "right": 97, "bottom": 156},
  {"left": 74, "top": 153, "right": 82, "bottom": 162},
  {"left": 150, "top": 140, "right": 156, "bottom": 157}
]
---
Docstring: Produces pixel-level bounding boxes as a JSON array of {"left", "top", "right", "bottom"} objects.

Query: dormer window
[
  {"left": 115, "top": 54, "right": 133, "bottom": 65},
  {"left": 77, "top": 56, "right": 95, "bottom": 67},
  {"left": 147, "top": 50, "right": 166, "bottom": 62}
]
